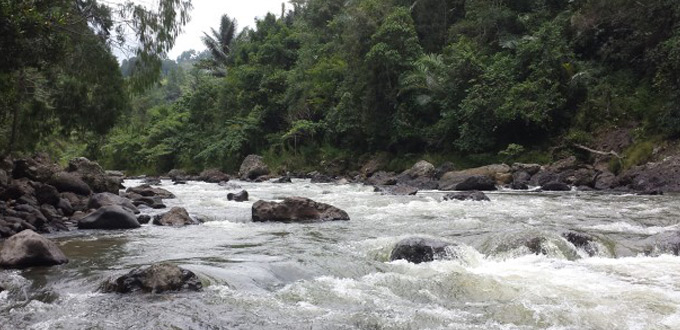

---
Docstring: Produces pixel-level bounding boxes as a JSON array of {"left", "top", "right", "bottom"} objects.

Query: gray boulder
[
  {"left": 100, "top": 263, "right": 202, "bottom": 294},
  {"left": 87, "top": 192, "right": 139, "bottom": 214},
  {"left": 252, "top": 197, "right": 350, "bottom": 223},
  {"left": 390, "top": 237, "right": 454, "bottom": 264},
  {"left": 152, "top": 207, "right": 196, "bottom": 226},
  {"left": 78, "top": 205, "right": 140, "bottom": 230},
  {"left": 227, "top": 190, "right": 249, "bottom": 202},
  {"left": 49, "top": 172, "right": 92, "bottom": 195},
  {"left": 239, "top": 155, "right": 270, "bottom": 180},
  {"left": 0, "top": 229, "right": 68, "bottom": 268},
  {"left": 125, "top": 184, "right": 175, "bottom": 199}
]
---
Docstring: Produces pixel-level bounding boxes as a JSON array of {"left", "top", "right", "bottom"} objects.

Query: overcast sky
[{"left": 168, "top": 0, "right": 291, "bottom": 59}]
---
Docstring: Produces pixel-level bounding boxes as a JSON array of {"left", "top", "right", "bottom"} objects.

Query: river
[{"left": 1, "top": 179, "right": 680, "bottom": 329}]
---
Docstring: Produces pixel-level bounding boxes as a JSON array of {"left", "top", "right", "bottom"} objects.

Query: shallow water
[{"left": 1, "top": 179, "right": 680, "bottom": 329}]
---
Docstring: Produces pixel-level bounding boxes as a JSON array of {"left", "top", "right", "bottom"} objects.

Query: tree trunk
[{"left": 7, "top": 70, "right": 24, "bottom": 156}]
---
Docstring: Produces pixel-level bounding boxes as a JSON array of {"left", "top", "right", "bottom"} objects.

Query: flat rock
[{"left": 252, "top": 197, "right": 350, "bottom": 223}]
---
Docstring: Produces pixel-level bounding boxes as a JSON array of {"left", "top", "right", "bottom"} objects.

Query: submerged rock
[
  {"left": 78, "top": 205, "right": 140, "bottom": 230},
  {"left": 252, "top": 197, "right": 350, "bottom": 222},
  {"left": 227, "top": 190, "right": 249, "bottom": 202},
  {"left": 100, "top": 263, "right": 202, "bottom": 294},
  {"left": 443, "top": 191, "right": 490, "bottom": 201},
  {"left": 373, "top": 185, "right": 418, "bottom": 196},
  {"left": 542, "top": 182, "right": 571, "bottom": 191},
  {"left": 389, "top": 237, "right": 454, "bottom": 264},
  {"left": 152, "top": 207, "right": 196, "bottom": 226},
  {"left": 274, "top": 176, "right": 292, "bottom": 183},
  {"left": 0, "top": 230, "right": 68, "bottom": 268}
]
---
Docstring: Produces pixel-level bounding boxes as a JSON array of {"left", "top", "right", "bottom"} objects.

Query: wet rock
[
  {"left": 274, "top": 176, "right": 292, "bottom": 183},
  {"left": 443, "top": 191, "right": 490, "bottom": 201},
  {"left": 77, "top": 205, "right": 140, "bottom": 230},
  {"left": 389, "top": 237, "right": 454, "bottom": 264},
  {"left": 57, "top": 198, "right": 74, "bottom": 216},
  {"left": 562, "top": 232, "right": 598, "bottom": 256},
  {"left": 0, "top": 230, "right": 68, "bottom": 268},
  {"left": 130, "top": 195, "right": 166, "bottom": 209},
  {"left": 49, "top": 172, "right": 92, "bottom": 195},
  {"left": 152, "top": 207, "right": 196, "bottom": 226},
  {"left": 594, "top": 170, "right": 617, "bottom": 190},
  {"left": 87, "top": 192, "right": 139, "bottom": 214},
  {"left": 373, "top": 185, "right": 418, "bottom": 196},
  {"left": 172, "top": 179, "right": 187, "bottom": 185},
  {"left": 142, "top": 177, "right": 162, "bottom": 185},
  {"left": 618, "top": 156, "right": 680, "bottom": 193},
  {"left": 239, "top": 155, "right": 270, "bottom": 180},
  {"left": 310, "top": 172, "right": 334, "bottom": 183},
  {"left": 137, "top": 215, "right": 151, "bottom": 224},
  {"left": 252, "top": 197, "right": 350, "bottom": 223},
  {"left": 454, "top": 175, "right": 497, "bottom": 191},
  {"left": 529, "top": 170, "right": 559, "bottom": 186},
  {"left": 167, "top": 169, "right": 188, "bottom": 181},
  {"left": 100, "top": 263, "right": 202, "bottom": 294},
  {"left": 125, "top": 184, "right": 175, "bottom": 199},
  {"left": 227, "top": 190, "right": 249, "bottom": 202},
  {"left": 365, "top": 171, "right": 397, "bottom": 186},
  {"left": 541, "top": 182, "right": 571, "bottom": 191},
  {"left": 254, "top": 175, "right": 274, "bottom": 182},
  {"left": 199, "top": 168, "right": 230, "bottom": 183},
  {"left": 510, "top": 182, "right": 529, "bottom": 190}
]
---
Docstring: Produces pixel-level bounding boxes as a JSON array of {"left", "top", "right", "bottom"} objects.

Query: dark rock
[
  {"left": 57, "top": 198, "right": 74, "bottom": 216},
  {"left": 510, "top": 182, "right": 529, "bottom": 190},
  {"left": 60, "top": 192, "right": 88, "bottom": 212},
  {"left": 67, "top": 157, "right": 121, "bottom": 194},
  {"left": 594, "top": 170, "right": 617, "bottom": 190},
  {"left": 433, "top": 162, "right": 456, "bottom": 180},
  {"left": 439, "top": 165, "right": 509, "bottom": 190},
  {"left": 12, "top": 156, "right": 60, "bottom": 183},
  {"left": 374, "top": 185, "right": 418, "bottom": 196},
  {"left": 0, "top": 230, "right": 68, "bottom": 268},
  {"left": 137, "top": 215, "right": 151, "bottom": 224},
  {"left": 39, "top": 204, "right": 60, "bottom": 220},
  {"left": 455, "top": 175, "right": 497, "bottom": 191},
  {"left": 512, "top": 171, "right": 532, "bottom": 185},
  {"left": 227, "top": 190, "right": 249, "bottom": 202},
  {"left": 252, "top": 197, "right": 350, "bottom": 223},
  {"left": 49, "top": 172, "right": 91, "bottom": 195},
  {"left": 0, "top": 178, "right": 35, "bottom": 200},
  {"left": 618, "top": 156, "right": 680, "bottom": 193},
  {"left": 529, "top": 171, "right": 559, "bottom": 186},
  {"left": 310, "top": 173, "right": 334, "bottom": 183},
  {"left": 167, "top": 169, "right": 188, "bottom": 181},
  {"left": 16, "top": 194, "right": 38, "bottom": 206},
  {"left": 396, "top": 175, "right": 439, "bottom": 190},
  {"left": 152, "top": 207, "right": 196, "bottom": 226},
  {"left": 87, "top": 192, "right": 140, "bottom": 214},
  {"left": 0, "top": 169, "right": 8, "bottom": 186},
  {"left": 34, "top": 184, "right": 60, "bottom": 206},
  {"left": 100, "top": 263, "right": 202, "bottom": 294},
  {"left": 142, "top": 177, "right": 162, "bottom": 185},
  {"left": 389, "top": 237, "right": 454, "bottom": 264},
  {"left": 511, "top": 163, "right": 542, "bottom": 176},
  {"left": 443, "top": 191, "right": 490, "bottom": 201},
  {"left": 274, "top": 176, "right": 292, "bottom": 183},
  {"left": 172, "top": 179, "right": 187, "bottom": 185},
  {"left": 548, "top": 156, "right": 580, "bottom": 172},
  {"left": 239, "top": 155, "right": 270, "bottom": 180},
  {"left": 360, "top": 154, "right": 389, "bottom": 178},
  {"left": 253, "top": 175, "right": 273, "bottom": 182},
  {"left": 562, "top": 232, "right": 598, "bottom": 256},
  {"left": 125, "top": 184, "right": 175, "bottom": 199},
  {"left": 77, "top": 206, "right": 140, "bottom": 230},
  {"left": 199, "top": 168, "right": 230, "bottom": 183},
  {"left": 542, "top": 182, "right": 571, "bottom": 191},
  {"left": 365, "top": 171, "right": 398, "bottom": 186},
  {"left": 131, "top": 196, "right": 166, "bottom": 209},
  {"left": 14, "top": 204, "right": 47, "bottom": 228}
]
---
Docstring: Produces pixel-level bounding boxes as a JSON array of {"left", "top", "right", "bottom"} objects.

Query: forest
[{"left": 3, "top": 0, "right": 680, "bottom": 175}]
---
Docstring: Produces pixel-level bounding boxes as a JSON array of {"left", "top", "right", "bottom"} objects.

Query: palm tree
[{"left": 201, "top": 14, "right": 237, "bottom": 70}]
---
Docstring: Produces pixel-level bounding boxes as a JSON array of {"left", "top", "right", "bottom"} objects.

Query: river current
[{"left": 2, "top": 179, "right": 680, "bottom": 329}]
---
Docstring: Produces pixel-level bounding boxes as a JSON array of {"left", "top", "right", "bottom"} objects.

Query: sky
[{"left": 169, "top": 0, "right": 291, "bottom": 59}]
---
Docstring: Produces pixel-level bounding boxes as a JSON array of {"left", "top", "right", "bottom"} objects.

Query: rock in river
[
  {"left": 0, "top": 229, "right": 68, "bottom": 268},
  {"left": 252, "top": 197, "right": 350, "bottom": 222},
  {"left": 152, "top": 207, "right": 196, "bottom": 226},
  {"left": 239, "top": 155, "right": 270, "bottom": 180},
  {"left": 443, "top": 191, "right": 490, "bottom": 201},
  {"left": 390, "top": 237, "right": 455, "bottom": 264},
  {"left": 227, "top": 190, "right": 249, "bottom": 202},
  {"left": 78, "top": 205, "right": 141, "bottom": 230},
  {"left": 100, "top": 263, "right": 202, "bottom": 294}
]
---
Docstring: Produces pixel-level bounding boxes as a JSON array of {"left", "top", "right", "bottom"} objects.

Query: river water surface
[{"left": 2, "top": 179, "right": 680, "bottom": 329}]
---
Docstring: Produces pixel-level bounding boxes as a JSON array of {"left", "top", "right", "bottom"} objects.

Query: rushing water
[{"left": 2, "top": 179, "right": 680, "bottom": 329}]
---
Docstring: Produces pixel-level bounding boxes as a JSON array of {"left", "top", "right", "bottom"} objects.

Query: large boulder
[
  {"left": 239, "top": 155, "right": 270, "bottom": 180},
  {"left": 77, "top": 205, "right": 140, "bottom": 230},
  {"left": 541, "top": 181, "right": 571, "bottom": 191},
  {"left": 365, "top": 171, "right": 397, "bottom": 186},
  {"left": 439, "top": 164, "right": 509, "bottom": 190},
  {"left": 443, "top": 191, "right": 490, "bottom": 201},
  {"left": 0, "top": 178, "right": 35, "bottom": 200},
  {"left": 125, "top": 184, "right": 175, "bottom": 199},
  {"left": 389, "top": 237, "right": 454, "bottom": 264},
  {"left": 199, "top": 168, "right": 230, "bottom": 183},
  {"left": 360, "top": 153, "right": 390, "bottom": 178},
  {"left": 227, "top": 190, "right": 249, "bottom": 202},
  {"left": 374, "top": 185, "right": 418, "bottom": 196},
  {"left": 67, "top": 157, "right": 121, "bottom": 194},
  {"left": 594, "top": 170, "right": 617, "bottom": 190},
  {"left": 49, "top": 172, "right": 92, "bottom": 195},
  {"left": 618, "top": 156, "right": 680, "bottom": 193},
  {"left": 0, "top": 230, "right": 68, "bottom": 268},
  {"left": 252, "top": 197, "right": 350, "bottom": 223},
  {"left": 12, "top": 155, "right": 60, "bottom": 183},
  {"left": 152, "top": 207, "right": 196, "bottom": 226},
  {"left": 167, "top": 169, "right": 188, "bottom": 181},
  {"left": 87, "top": 192, "right": 139, "bottom": 214},
  {"left": 100, "top": 263, "right": 202, "bottom": 294},
  {"left": 454, "top": 175, "right": 497, "bottom": 191},
  {"left": 34, "top": 183, "right": 60, "bottom": 206},
  {"left": 407, "top": 160, "right": 435, "bottom": 178}
]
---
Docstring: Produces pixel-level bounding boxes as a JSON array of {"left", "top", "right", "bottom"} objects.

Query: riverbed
[{"left": 2, "top": 179, "right": 680, "bottom": 329}]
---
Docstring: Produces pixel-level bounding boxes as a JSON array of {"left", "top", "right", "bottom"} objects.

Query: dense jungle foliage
[{"left": 3, "top": 0, "right": 680, "bottom": 174}]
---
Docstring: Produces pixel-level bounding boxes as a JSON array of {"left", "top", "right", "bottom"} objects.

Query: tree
[{"left": 200, "top": 14, "right": 237, "bottom": 73}]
